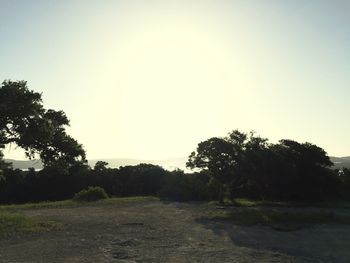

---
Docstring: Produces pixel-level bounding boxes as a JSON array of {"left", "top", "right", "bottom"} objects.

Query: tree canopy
[
  {"left": 0, "top": 80, "right": 86, "bottom": 169},
  {"left": 0, "top": 80, "right": 346, "bottom": 203},
  {"left": 187, "top": 130, "right": 337, "bottom": 201}
]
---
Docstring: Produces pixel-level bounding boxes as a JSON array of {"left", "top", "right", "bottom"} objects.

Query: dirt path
[{"left": 0, "top": 200, "right": 350, "bottom": 262}]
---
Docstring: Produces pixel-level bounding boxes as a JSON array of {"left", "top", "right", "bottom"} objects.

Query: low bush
[{"left": 73, "top": 186, "right": 108, "bottom": 202}]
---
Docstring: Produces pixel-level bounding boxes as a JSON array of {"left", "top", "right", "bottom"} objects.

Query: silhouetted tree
[
  {"left": 0, "top": 80, "right": 86, "bottom": 170},
  {"left": 269, "top": 139, "right": 336, "bottom": 200},
  {"left": 187, "top": 130, "right": 254, "bottom": 202},
  {"left": 94, "top": 161, "right": 109, "bottom": 172},
  {"left": 188, "top": 129, "right": 338, "bottom": 201},
  {"left": 0, "top": 151, "right": 11, "bottom": 181}
]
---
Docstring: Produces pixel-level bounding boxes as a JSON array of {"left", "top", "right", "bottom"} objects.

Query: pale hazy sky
[{"left": 1, "top": 0, "right": 349, "bottom": 160}]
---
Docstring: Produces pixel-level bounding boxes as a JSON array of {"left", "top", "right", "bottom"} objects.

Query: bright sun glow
[
  {"left": 75, "top": 6, "right": 253, "bottom": 159},
  {"left": 2, "top": 1, "right": 350, "bottom": 160}
]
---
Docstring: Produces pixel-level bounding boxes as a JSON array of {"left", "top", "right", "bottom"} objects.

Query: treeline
[
  {"left": 0, "top": 163, "right": 213, "bottom": 203},
  {"left": 1, "top": 80, "right": 350, "bottom": 204},
  {"left": 0, "top": 154, "right": 350, "bottom": 204},
  {"left": 187, "top": 130, "right": 350, "bottom": 202}
]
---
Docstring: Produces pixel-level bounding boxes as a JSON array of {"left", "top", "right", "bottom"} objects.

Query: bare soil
[{"left": 0, "top": 199, "right": 350, "bottom": 263}]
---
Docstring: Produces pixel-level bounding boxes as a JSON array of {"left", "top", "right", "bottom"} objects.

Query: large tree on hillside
[
  {"left": 269, "top": 139, "right": 335, "bottom": 199},
  {"left": 0, "top": 80, "right": 86, "bottom": 170},
  {"left": 187, "top": 130, "right": 337, "bottom": 201},
  {"left": 186, "top": 130, "right": 263, "bottom": 201}
]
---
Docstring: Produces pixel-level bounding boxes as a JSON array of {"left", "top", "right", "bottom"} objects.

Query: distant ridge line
[
  {"left": 4, "top": 156, "right": 350, "bottom": 170},
  {"left": 4, "top": 157, "right": 188, "bottom": 171}
]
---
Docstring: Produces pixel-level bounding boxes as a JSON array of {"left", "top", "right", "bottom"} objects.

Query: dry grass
[
  {"left": 206, "top": 208, "right": 350, "bottom": 231},
  {"left": 0, "top": 212, "right": 61, "bottom": 237}
]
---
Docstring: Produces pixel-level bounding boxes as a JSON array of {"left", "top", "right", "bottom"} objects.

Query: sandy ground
[{"left": 0, "top": 200, "right": 350, "bottom": 263}]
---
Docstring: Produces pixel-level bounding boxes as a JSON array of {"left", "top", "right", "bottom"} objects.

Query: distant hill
[
  {"left": 4, "top": 159, "right": 43, "bottom": 170},
  {"left": 5, "top": 156, "right": 350, "bottom": 171},
  {"left": 4, "top": 157, "right": 188, "bottom": 171},
  {"left": 330, "top": 156, "right": 350, "bottom": 169}
]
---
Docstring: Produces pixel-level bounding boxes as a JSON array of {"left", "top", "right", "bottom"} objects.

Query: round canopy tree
[
  {"left": 188, "top": 129, "right": 337, "bottom": 201},
  {"left": 0, "top": 80, "right": 86, "bottom": 169}
]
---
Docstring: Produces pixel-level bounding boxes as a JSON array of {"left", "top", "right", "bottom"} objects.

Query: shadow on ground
[{"left": 195, "top": 208, "right": 350, "bottom": 263}]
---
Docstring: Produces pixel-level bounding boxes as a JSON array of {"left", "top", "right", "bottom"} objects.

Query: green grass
[
  {"left": 0, "top": 200, "right": 75, "bottom": 211},
  {"left": 304, "top": 200, "right": 350, "bottom": 209},
  {"left": 230, "top": 198, "right": 290, "bottom": 207},
  {"left": 0, "top": 212, "right": 61, "bottom": 237},
  {"left": 206, "top": 209, "right": 350, "bottom": 231},
  {"left": 0, "top": 196, "right": 159, "bottom": 211},
  {"left": 208, "top": 199, "right": 290, "bottom": 207},
  {"left": 0, "top": 196, "right": 159, "bottom": 237},
  {"left": 101, "top": 196, "right": 159, "bottom": 203},
  {"left": 208, "top": 198, "right": 350, "bottom": 209}
]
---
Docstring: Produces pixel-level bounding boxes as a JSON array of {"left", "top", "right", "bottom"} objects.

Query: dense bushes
[
  {"left": 0, "top": 161, "right": 347, "bottom": 204},
  {"left": 159, "top": 170, "right": 218, "bottom": 201},
  {"left": 0, "top": 164, "right": 218, "bottom": 203},
  {"left": 188, "top": 130, "right": 342, "bottom": 202},
  {"left": 0, "top": 164, "right": 172, "bottom": 203},
  {"left": 73, "top": 186, "right": 108, "bottom": 202}
]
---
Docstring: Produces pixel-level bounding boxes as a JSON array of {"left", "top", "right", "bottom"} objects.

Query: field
[{"left": 0, "top": 197, "right": 350, "bottom": 262}]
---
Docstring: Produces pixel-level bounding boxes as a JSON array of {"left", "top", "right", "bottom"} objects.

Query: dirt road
[{"left": 0, "top": 199, "right": 349, "bottom": 262}]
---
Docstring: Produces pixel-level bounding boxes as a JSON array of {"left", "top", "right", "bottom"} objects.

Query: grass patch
[
  {"left": 230, "top": 199, "right": 290, "bottom": 207},
  {"left": 73, "top": 196, "right": 159, "bottom": 205},
  {"left": 208, "top": 198, "right": 350, "bottom": 209},
  {"left": 0, "top": 200, "right": 75, "bottom": 211},
  {"left": 0, "top": 212, "right": 61, "bottom": 237},
  {"left": 206, "top": 209, "right": 350, "bottom": 231},
  {"left": 102, "top": 196, "right": 159, "bottom": 204},
  {"left": 0, "top": 196, "right": 160, "bottom": 211},
  {"left": 208, "top": 199, "right": 289, "bottom": 207},
  {"left": 0, "top": 196, "right": 159, "bottom": 236},
  {"left": 302, "top": 200, "right": 350, "bottom": 209}
]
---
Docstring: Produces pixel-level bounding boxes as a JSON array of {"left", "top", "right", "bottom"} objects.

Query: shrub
[{"left": 73, "top": 186, "right": 108, "bottom": 202}]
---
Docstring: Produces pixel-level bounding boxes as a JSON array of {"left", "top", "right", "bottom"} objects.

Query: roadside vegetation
[
  {"left": 0, "top": 212, "right": 61, "bottom": 237},
  {"left": 205, "top": 208, "right": 350, "bottom": 231}
]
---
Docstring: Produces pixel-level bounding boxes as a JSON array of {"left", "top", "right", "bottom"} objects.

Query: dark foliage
[
  {"left": 0, "top": 80, "right": 86, "bottom": 171},
  {"left": 187, "top": 130, "right": 341, "bottom": 201},
  {"left": 0, "top": 80, "right": 349, "bottom": 204},
  {"left": 73, "top": 186, "right": 108, "bottom": 202}
]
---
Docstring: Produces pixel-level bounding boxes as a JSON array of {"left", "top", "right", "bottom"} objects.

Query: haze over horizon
[{"left": 1, "top": 0, "right": 349, "bottom": 160}]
